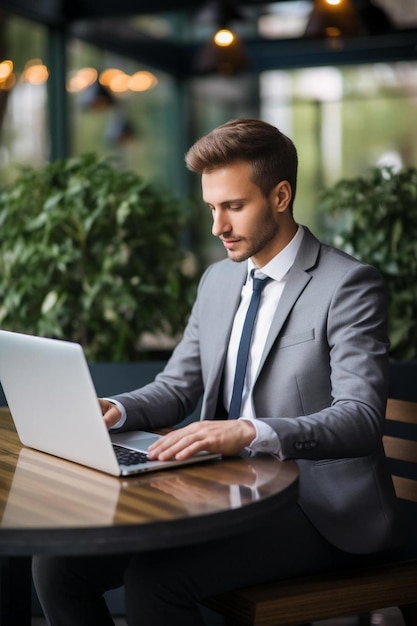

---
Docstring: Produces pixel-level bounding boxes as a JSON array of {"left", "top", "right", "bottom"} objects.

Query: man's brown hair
[{"left": 185, "top": 118, "right": 298, "bottom": 209}]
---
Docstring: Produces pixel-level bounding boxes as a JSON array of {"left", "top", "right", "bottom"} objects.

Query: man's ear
[{"left": 273, "top": 180, "right": 292, "bottom": 213}]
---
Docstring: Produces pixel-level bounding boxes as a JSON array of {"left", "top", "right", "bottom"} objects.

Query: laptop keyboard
[{"left": 113, "top": 444, "right": 149, "bottom": 466}]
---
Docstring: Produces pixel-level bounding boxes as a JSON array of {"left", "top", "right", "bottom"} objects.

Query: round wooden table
[
  {"left": 0, "top": 407, "right": 299, "bottom": 625},
  {"left": 0, "top": 408, "right": 299, "bottom": 557}
]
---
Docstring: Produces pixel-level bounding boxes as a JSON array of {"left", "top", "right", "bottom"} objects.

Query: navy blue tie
[{"left": 228, "top": 272, "right": 271, "bottom": 419}]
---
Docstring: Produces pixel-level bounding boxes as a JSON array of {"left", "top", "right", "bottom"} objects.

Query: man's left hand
[{"left": 147, "top": 419, "right": 256, "bottom": 460}]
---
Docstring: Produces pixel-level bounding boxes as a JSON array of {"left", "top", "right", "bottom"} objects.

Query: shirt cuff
[
  {"left": 104, "top": 398, "right": 127, "bottom": 430},
  {"left": 239, "top": 417, "right": 282, "bottom": 457}
]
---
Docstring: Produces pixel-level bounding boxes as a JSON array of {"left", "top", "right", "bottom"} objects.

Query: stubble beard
[{"left": 226, "top": 209, "right": 280, "bottom": 264}]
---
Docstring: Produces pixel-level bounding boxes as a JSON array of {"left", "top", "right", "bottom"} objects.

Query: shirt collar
[{"left": 247, "top": 224, "right": 304, "bottom": 282}]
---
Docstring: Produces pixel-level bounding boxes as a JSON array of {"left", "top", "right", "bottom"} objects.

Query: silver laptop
[{"left": 0, "top": 330, "right": 220, "bottom": 476}]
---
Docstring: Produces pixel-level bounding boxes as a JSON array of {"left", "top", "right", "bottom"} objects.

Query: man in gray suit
[{"left": 33, "top": 119, "right": 400, "bottom": 625}]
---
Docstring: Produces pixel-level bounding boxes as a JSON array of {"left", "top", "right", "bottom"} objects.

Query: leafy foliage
[
  {"left": 0, "top": 153, "right": 197, "bottom": 361},
  {"left": 319, "top": 166, "right": 417, "bottom": 360}
]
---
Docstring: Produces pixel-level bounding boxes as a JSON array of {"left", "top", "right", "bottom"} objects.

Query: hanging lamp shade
[
  {"left": 194, "top": 0, "right": 249, "bottom": 74},
  {"left": 194, "top": 32, "right": 249, "bottom": 74}
]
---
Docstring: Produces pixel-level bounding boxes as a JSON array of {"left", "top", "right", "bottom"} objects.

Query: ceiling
[{"left": 1, "top": 0, "right": 417, "bottom": 78}]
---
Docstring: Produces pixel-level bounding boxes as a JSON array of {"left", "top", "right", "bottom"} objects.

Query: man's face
[{"left": 202, "top": 160, "right": 287, "bottom": 268}]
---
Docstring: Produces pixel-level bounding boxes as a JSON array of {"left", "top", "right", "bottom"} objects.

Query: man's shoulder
[
  {"left": 312, "top": 242, "right": 384, "bottom": 295},
  {"left": 195, "top": 259, "right": 247, "bottom": 307},
  {"left": 201, "top": 257, "right": 245, "bottom": 282},
  {"left": 300, "top": 227, "right": 382, "bottom": 281}
]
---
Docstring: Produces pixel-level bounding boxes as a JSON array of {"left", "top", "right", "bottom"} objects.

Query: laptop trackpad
[{"left": 110, "top": 431, "right": 161, "bottom": 453}]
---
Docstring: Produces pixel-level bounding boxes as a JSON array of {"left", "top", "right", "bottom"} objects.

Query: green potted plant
[
  {"left": 0, "top": 153, "right": 197, "bottom": 398},
  {"left": 318, "top": 165, "right": 417, "bottom": 400}
]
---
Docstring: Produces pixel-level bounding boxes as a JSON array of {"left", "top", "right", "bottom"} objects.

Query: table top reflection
[{"left": 0, "top": 408, "right": 299, "bottom": 557}]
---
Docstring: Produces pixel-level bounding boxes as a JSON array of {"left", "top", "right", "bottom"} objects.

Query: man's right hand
[{"left": 98, "top": 398, "right": 122, "bottom": 429}]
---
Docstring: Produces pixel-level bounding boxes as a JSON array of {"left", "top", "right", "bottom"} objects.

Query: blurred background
[{"left": 1, "top": 0, "right": 417, "bottom": 268}]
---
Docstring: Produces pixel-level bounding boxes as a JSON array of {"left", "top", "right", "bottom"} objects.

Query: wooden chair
[{"left": 202, "top": 398, "right": 417, "bottom": 626}]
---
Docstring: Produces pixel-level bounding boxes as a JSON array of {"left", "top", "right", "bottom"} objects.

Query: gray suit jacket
[{"left": 114, "top": 227, "right": 400, "bottom": 554}]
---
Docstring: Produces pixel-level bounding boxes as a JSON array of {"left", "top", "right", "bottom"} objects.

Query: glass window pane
[
  {"left": 260, "top": 62, "right": 417, "bottom": 233},
  {"left": 0, "top": 14, "right": 48, "bottom": 183}
]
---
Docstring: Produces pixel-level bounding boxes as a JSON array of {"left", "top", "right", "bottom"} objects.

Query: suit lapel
[
  {"left": 203, "top": 262, "right": 247, "bottom": 407},
  {"left": 213, "top": 261, "right": 247, "bottom": 348},
  {"left": 257, "top": 228, "right": 321, "bottom": 375}
]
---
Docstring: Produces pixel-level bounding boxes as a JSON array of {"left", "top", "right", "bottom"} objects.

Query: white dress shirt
[{"left": 223, "top": 225, "right": 304, "bottom": 456}]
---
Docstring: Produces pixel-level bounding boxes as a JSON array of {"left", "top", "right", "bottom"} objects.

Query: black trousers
[{"left": 32, "top": 503, "right": 343, "bottom": 626}]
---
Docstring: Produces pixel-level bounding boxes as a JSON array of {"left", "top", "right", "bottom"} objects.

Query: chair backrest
[{"left": 384, "top": 398, "right": 417, "bottom": 503}]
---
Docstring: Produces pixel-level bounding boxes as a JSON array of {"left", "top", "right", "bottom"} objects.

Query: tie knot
[{"left": 251, "top": 271, "right": 271, "bottom": 293}]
